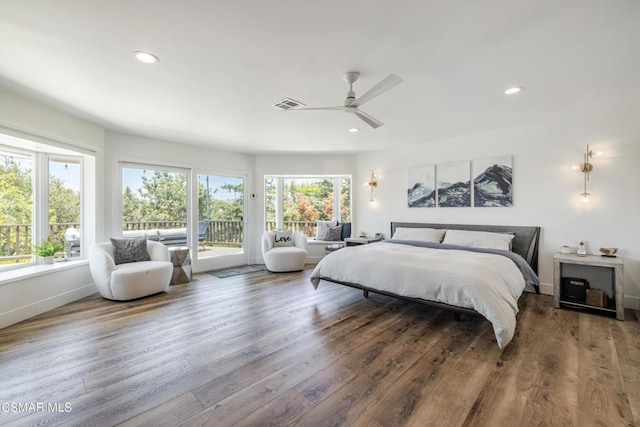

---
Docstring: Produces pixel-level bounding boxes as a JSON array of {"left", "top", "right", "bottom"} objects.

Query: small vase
[{"left": 41, "top": 256, "right": 55, "bottom": 265}]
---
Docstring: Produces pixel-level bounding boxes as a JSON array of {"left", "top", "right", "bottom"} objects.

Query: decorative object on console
[
  {"left": 577, "top": 241, "right": 587, "bottom": 256},
  {"left": 561, "top": 277, "right": 588, "bottom": 303},
  {"left": 599, "top": 247, "right": 618, "bottom": 257},
  {"left": 586, "top": 288, "right": 608, "bottom": 308},
  {"left": 368, "top": 170, "right": 377, "bottom": 201},
  {"left": 560, "top": 245, "right": 572, "bottom": 254}
]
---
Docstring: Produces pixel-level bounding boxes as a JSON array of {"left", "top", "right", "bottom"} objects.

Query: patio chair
[{"left": 198, "top": 220, "right": 211, "bottom": 250}]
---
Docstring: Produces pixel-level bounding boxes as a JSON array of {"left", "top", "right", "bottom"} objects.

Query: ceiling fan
[{"left": 295, "top": 71, "right": 404, "bottom": 129}]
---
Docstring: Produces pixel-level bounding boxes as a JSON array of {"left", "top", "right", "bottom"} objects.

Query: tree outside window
[{"left": 265, "top": 176, "right": 351, "bottom": 237}]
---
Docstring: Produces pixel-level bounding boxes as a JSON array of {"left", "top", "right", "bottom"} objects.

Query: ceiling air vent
[{"left": 272, "top": 98, "right": 305, "bottom": 111}]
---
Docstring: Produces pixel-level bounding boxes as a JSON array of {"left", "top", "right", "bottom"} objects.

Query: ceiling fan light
[{"left": 133, "top": 51, "right": 159, "bottom": 64}]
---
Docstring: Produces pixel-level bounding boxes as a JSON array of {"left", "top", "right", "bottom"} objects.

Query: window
[
  {"left": 121, "top": 164, "right": 189, "bottom": 242},
  {"left": 49, "top": 156, "right": 82, "bottom": 257},
  {"left": 264, "top": 175, "right": 351, "bottom": 237},
  {"left": 0, "top": 143, "right": 83, "bottom": 270}
]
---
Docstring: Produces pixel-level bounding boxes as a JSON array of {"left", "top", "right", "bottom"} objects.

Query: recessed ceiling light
[
  {"left": 349, "top": 127, "right": 360, "bottom": 133},
  {"left": 504, "top": 86, "right": 524, "bottom": 95},
  {"left": 133, "top": 51, "right": 159, "bottom": 64}
]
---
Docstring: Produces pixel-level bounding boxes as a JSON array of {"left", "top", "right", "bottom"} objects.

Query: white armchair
[
  {"left": 89, "top": 240, "right": 173, "bottom": 301},
  {"left": 262, "top": 231, "right": 308, "bottom": 272}
]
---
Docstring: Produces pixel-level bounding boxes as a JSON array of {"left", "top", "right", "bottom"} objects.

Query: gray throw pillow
[
  {"left": 317, "top": 224, "right": 343, "bottom": 241},
  {"left": 273, "top": 230, "right": 294, "bottom": 247},
  {"left": 315, "top": 220, "right": 338, "bottom": 240},
  {"left": 110, "top": 237, "right": 151, "bottom": 265}
]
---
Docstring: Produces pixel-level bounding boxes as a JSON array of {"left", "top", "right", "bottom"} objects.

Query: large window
[
  {"left": 0, "top": 143, "right": 83, "bottom": 270},
  {"left": 265, "top": 175, "right": 351, "bottom": 237},
  {"left": 121, "top": 164, "right": 188, "bottom": 239}
]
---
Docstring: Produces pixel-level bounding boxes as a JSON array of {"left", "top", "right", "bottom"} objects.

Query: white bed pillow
[
  {"left": 391, "top": 227, "right": 446, "bottom": 243},
  {"left": 442, "top": 229, "right": 514, "bottom": 251}
]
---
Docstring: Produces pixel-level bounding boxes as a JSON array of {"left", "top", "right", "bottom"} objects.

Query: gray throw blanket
[{"left": 384, "top": 239, "right": 540, "bottom": 293}]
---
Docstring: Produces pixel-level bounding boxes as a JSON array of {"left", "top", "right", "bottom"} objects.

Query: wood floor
[{"left": 1, "top": 267, "right": 638, "bottom": 427}]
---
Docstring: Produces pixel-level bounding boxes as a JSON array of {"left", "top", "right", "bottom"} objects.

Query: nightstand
[
  {"left": 344, "top": 237, "right": 382, "bottom": 246},
  {"left": 553, "top": 253, "right": 624, "bottom": 320}
]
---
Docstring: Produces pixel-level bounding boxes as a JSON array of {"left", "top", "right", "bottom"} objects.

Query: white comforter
[{"left": 310, "top": 242, "right": 526, "bottom": 348}]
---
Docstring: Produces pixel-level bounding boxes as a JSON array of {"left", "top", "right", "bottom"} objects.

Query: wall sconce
[
  {"left": 574, "top": 144, "right": 602, "bottom": 203},
  {"left": 367, "top": 170, "right": 378, "bottom": 201}
]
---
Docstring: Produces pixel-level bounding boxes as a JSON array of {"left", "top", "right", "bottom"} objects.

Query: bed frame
[{"left": 319, "top": 222, "right": 541, "bottom": 320}]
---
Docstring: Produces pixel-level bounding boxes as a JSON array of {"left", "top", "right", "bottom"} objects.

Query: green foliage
[
  {"left": 139, "top": 171, "right": 188, "bottom": 222},
  {"left": 283, "top": 179, "right": 335, "bottom": 222},
  {"left": 1, "top": 154, "right": 81, "bottom": 258},
  {"left": 33, "top": 238, "right": 65, "bottom": 257},
  {"left": 49, "top": 176, "right": 80, "bottom": 224},
  {"left": 122, "top": 171, "right": 244, "bottom": 224},
  {"left": 0, "top": 159, "right": 33, "bottom": 226},
  {"left": 264, "top": 177, "right": 352, "bottom": 229}
]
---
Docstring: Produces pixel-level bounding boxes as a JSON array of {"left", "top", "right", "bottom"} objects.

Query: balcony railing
[
  {"left": 1, "top": 220, "right": 321, "bottom": 265},
  {"left": 0, "top": 223, "right": 80, "bottom": 264}
]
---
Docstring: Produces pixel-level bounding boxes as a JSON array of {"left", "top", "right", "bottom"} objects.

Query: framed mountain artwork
[
  {"left": 407, "top": 164, "right": 436, "bottom": 207},
  {"left": 437, "top": 161, "right": 471, "bottom": 207},
  {"left": 473, "top": 156, "right": 513, "bottom": 207}
]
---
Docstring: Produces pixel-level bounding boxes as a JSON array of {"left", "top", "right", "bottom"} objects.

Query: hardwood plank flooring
[{"left": 0, "top": 267, "right": 638, "bottom": 426}]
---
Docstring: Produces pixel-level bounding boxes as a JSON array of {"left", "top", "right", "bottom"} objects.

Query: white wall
[
  {"left": 355, "top": 107, "right": 640, "bottom": 308},
  {"left": 0, "top": 87, "right": 105, "bottom": 328},
  {"left": 253, "top": 154, "right": 357, "bottom": 263}
]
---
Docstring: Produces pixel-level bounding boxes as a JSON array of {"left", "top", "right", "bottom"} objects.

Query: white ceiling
[{"left": 1, "top": 0, "right": 639, "bottom": 154}]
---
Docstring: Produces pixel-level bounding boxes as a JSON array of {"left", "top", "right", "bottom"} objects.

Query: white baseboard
[
  {"left": 624, "top": 295, "right": 640, "bottom": 311},
  {"left": 539, "top": 282, "right": 553, "bottom": 296},
  {"left": 0, "top": 283, "right": 96, "bottom": 330}
]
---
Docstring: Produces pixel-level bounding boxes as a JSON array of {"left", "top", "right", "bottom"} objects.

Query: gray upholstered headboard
[{"left": 390, "top": 222, "right": 540, "bottom": 274}]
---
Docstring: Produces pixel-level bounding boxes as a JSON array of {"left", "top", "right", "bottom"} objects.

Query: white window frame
[
  {"left": 264, "top": 175, "right": 352, "bottom": 231},
  {"left": 0, "top": 143, "right": 85, "bottom": 272}
]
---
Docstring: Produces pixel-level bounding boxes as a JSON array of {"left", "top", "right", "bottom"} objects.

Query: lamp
[
  {"left": 367, "top": 170, "right": 378, "bottom": 201},
  {"left": 576, "top": 144, "right": 601, "bottom": 203}
]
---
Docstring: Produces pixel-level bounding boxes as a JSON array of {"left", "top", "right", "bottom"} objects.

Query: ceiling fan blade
[
  {"left": 294, "top": 106, "right": 343, "bottom": 111},
  {"left": 351, "top": 74, "right": 403, "bottom": 107},
  {"left": 352, "top": 109, "right": 384, "bottom": 128}
]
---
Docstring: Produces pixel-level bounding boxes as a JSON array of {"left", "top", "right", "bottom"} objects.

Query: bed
[{"left": 310, "top": 222, "right": 541, "bottom": 348}]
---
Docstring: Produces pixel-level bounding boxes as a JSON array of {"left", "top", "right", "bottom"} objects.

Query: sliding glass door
[{"left": 193, "top": 173, "right": 246, "bottom": 271}]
